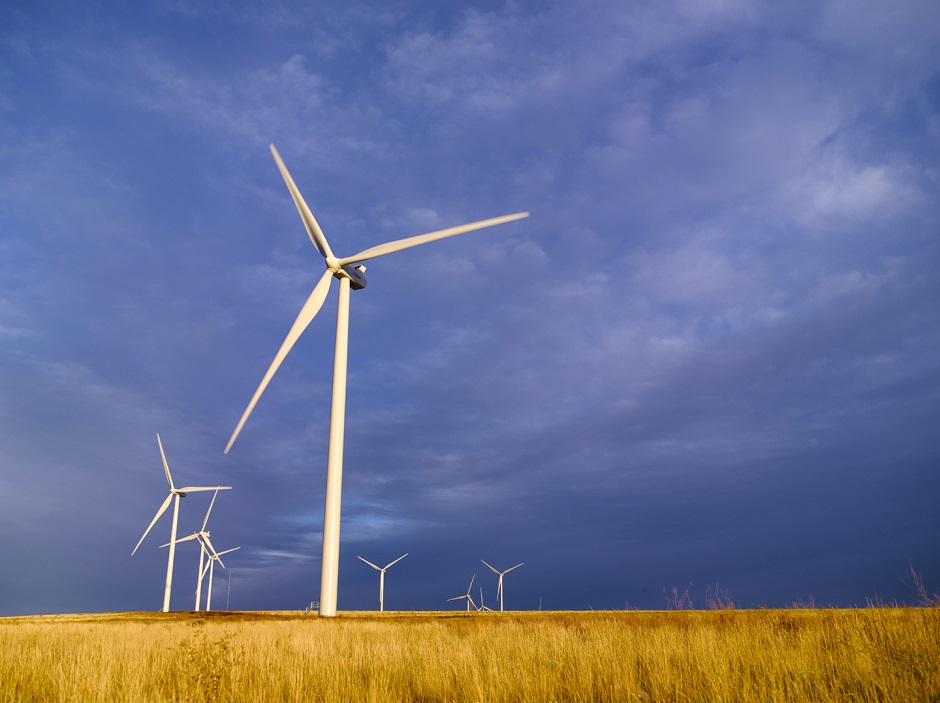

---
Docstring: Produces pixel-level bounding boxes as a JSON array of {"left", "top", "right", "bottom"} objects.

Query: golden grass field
[{"left": 1, "top": 608, "right": 938, "bottom": 702}]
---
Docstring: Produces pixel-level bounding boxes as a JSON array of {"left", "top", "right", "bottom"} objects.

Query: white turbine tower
[
  {"left": 357, "top": 553, "right": 408, "bottom": 612},
  {"left": 131, "top": 434, "right": 230, "bottom": 612},
  {"left": 447, "top": 575, "right": 477, "bottom": 612},
  {"left": 170, "top": 488, "right": 222, "bottom": 610},
  {"left": 225, "top": 144, "right": 528, "bottom": 617},
  {"left": 481, "top": 560, "right": 523, "bottom": 612}
]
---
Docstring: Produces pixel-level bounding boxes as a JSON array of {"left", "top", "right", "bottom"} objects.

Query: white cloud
[
  {"left": 809, "top": 264, "right": 898, "bottom": 306},
  {"left": 116, "top": 51, "right": 329, "bottom": 147},
  {"left": 785, "top": 160, "right": 920, "bottom": 229},
  {"left": 0, "top": 324, "right": 30, "bottom": 337}
]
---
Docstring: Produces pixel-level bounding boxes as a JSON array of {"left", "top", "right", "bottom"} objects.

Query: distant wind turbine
[
  {"left": 131, "top": 434, "right": 230, "bottom": 612},
  {"left": 357, "top": 553, "right": 408, "bottom": 612},
  {"left": 481, "top": 560, "right": 523, "bottom": 612},
  {"left": 201, "top": 537, "right": 240, "bottom": 612},
  {"left": 479, "top": 587, "right": 493, "bottom": 612},
  {"left": 448, "top": 575, "right": 477, "bottom": 612},
  {"left": 225, "top": 144, "right": 528, "bottom": 617}
]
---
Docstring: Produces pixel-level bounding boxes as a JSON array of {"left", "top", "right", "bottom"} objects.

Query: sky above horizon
[{"left": 1, "top": 0, "right": 938, "bottom": 616}]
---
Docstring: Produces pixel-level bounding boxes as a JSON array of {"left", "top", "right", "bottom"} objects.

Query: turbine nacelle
[
  {"left": 325, "top": 255, "right": 367, "bottom": 289},
  {"left": 339, "top": 263, "right": 367, "bottom": 290}
]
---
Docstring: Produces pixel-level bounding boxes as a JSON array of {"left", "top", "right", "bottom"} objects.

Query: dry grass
[{"left": 1, "top": 608, "right": 938, "bottom": 702}]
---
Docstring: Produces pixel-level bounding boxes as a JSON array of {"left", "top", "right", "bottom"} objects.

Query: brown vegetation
[{"left": 1, "top": 608, "right": 938, "bottom": 702}]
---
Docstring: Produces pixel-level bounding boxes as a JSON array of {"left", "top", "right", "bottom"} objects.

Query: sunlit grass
[{"left": 1, "top": 608, "right": 938, "bottom": 702}]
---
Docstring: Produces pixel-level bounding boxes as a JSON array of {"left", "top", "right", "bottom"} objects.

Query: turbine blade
[
  {"left": 177, "top": 486, "right": 232, "bottom": 493},
  {"left": 385, "top": 553, "right": 408, "bottom": 569},
  {"left": 214, "top": 548, "right": 239, "bottom": 569},
  {"left": 481, "top": 559, "right": 500, "bottom": 575},
  {"left": 447, "top": 596, "right": 463, "bottom": 602},
  {"left": 505, "top": 562, "right": 523, "bottom": 573},
  {"left": 270, "top": 144, "right": 334, "bottom": 259},
  {"left": 225, "top": 269, "right": 334, "bottom": 453},
  {"left": 357, "top": 556, "right": 381, "bottom": 571},
  {"left": 468, "top": 574, "right": 475, "bottom": 593},
  {"left": 161, "top": 533, "right": 200, "bottom": 548},
  {"left": 131, "top": 493, "right": 173, "bottom": 555},
  {"left": 202, "top": 489, "right": 219, "bottom": 531},
  {"left": 157, "top": 434, "right": 173, "bottom": 490},
  {"left": 336, "top": 212, "right": 529, "bottom": 267}
]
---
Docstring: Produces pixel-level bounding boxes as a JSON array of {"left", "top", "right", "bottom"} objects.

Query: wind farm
[
  {"left": 30, "top": 131, "right": 935, "bottom": 700},
  {"left": 4, "top": 1, "right": 939, "bottom": 699},
  {"left": 130, "top": 435, "right": 231, "bottom": 613}
]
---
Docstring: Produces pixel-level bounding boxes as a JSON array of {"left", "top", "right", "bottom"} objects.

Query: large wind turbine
[
  {"left": 225, "top": 144, "right": 528, "bottom": 617},
  {"left": 131, "top": 434, "right": 230, "bottom": 612},
  {"left": 357, "top": 553, "right": 408, "bottom": 612},
  {"left": 481, "top": 560, "right": 523, "bottom": 612}
]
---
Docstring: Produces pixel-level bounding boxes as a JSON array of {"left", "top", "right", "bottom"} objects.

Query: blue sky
[{"left": 1, "top": 0, "right": 938, "bottom": 615}]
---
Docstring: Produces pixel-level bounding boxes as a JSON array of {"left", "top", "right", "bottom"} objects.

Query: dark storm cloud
[{"left": 0, "top": 0, "right": 938, "bottom": 615}]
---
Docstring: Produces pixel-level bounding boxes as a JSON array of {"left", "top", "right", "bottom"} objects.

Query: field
[{"left": 2, "top": 608, "right": 938, "bottom": 702}]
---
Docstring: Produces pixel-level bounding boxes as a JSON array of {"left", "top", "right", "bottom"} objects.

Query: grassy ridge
[{"left": 2, "top": 609, "right": 938, "bottom": 702}]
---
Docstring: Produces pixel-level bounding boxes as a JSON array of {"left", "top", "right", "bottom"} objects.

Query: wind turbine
[
  {"left": 131, "top": 434, "right": 230, "bottom": 612},
  {"left": 169, "top": 488, "right": 222, "bottom": 610},
  {"left": 225, "top": 144, "right": 528, "bottom": 617},
  {"left": 201, "top": 537, "right": 240, "bottom": 611},
  {"left": 357, "top": 553, "right": 408, "bottom": 612},
  {"left": 479, "top": 586, "right": 493, "bottom": 612},
  {"left": 447, "top": 575, "right": 477, "bottom": 612},
  {"left": 481, "top": 560, "right": 523, "bottom": 612}
]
